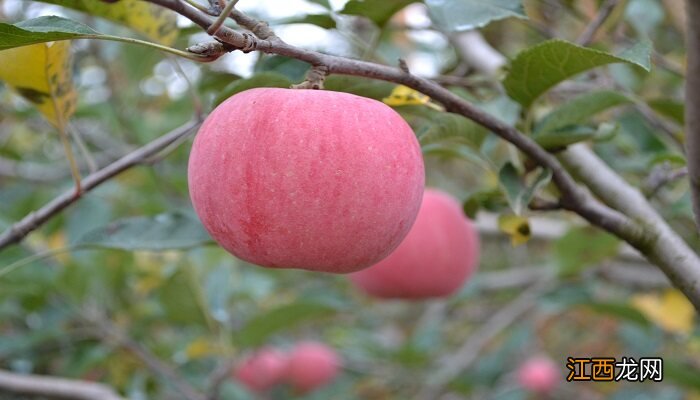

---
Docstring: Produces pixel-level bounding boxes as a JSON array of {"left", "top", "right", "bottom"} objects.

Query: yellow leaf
[
  {"left": 498, "top": 214, "right": 531, "bottom": 246},
  {"left": 42, "top": 0, "right": 178, "bottom": 45},
  {"left": 0, "top": 42, "right": 77, "bottom": 127},
  {"left": 383, "top": 85, "right": 431, "bottom": 106},
  {"left": 631, "top": 289, "right": 695, "bottom": 335},
  {"left": 185, "top": 337, "right": 219, "bottom": 360}
]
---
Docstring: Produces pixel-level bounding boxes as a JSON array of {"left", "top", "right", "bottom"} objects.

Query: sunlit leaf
[
  {"left": 38, "top": 0, "right": 178, "bottom": 45},
  {"left": 0, "top": 41, "right": 76, "bottom": 127},
  {"left": 497, "top": 214, "right": 530, "bottom": 246},
  {"left": 631, "top": 289, "right": 695, "bottom": 335},
  {"left": 0, "top": 16, "right": 98, "bottom": 50},
  {"left": 503, "top": 40, "right": 651, "bottom": 107},
  {"left": 185, "top": 337, "right": 222, "bottom": 360},
  {"left": 383, "top": 85, "right": 431, "bottom": 106}
]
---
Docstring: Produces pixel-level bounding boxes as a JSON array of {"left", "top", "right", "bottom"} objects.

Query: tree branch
[
  {"left": 0, "top": 119, "right": 201, "bottom": 251},
  {"left": 450, "top": 29, "right": 700, "bottom": 309},
  {"left": 0, "top": 369, "right": 125, "bottom": 400},
  {"left": 685, "top": 0, "right": 700, "bottom": 232}
]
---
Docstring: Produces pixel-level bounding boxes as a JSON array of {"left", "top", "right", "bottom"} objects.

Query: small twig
[
  {"left": 529, "top": 197, "right": 562, "bottom": 211},
  {"left": 0, "top": 369, "right": 125, "bottom": 400},
  {"left": 170, "top": 57, "right": 204, "bottom": 119},
  {"left": 417, "top": 278, "right": 553, "bottom": 399},
  {"left": 0, "top": 119, "right": 201, "bottom": 251},
  {"left": 69, "top": 122, "right": 98, "bottom": 173},
  {"left": 206, "top": 0, "right": 238, "bottom": 35},
  {"left": 87, "top": 312, "right": 206, "bottom": 400},
  {"left": 291, "top": 65, "right": 329, "bottom": 89},
  {"left": 206, "top": 359, "right": 237, "bottom": 400},
  {"left": 644, "top": 164, "right": 688, "bottom": 198},
  {"left": 576, "top": 0, "right": 619, "bottom": 46}
]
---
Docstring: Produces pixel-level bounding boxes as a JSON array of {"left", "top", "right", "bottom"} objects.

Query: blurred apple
[{"left": 349, "top": 189, "right": 479, "bottom": 299}]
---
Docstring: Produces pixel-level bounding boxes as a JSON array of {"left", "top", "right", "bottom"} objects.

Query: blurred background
[{"left": 0, "top": 0, "right": 697, "bottom": 399}]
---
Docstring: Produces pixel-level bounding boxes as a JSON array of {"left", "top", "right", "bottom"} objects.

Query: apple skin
[
  {"left": 348, "top": 189, "right": 479, "bottom": 299},
  {"left": 233, "top": 347, "right": 288, "bottom": 393},
  {"left": 516, "top": 356, "right": 560, "bottom": 394},
  {"left": 188, "top": 88, "right": 425, "bottom": 273},
  {"left": 284, "top": 341, "right": 340, "bottom": 393}
]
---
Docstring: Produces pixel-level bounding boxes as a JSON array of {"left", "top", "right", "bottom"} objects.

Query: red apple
[
  {"left": 516, "top": 356, "right": 560, "bottom": 394},
  {"left": 233, "top": 347, "right": 288, "bottom": 392},
  {"left": 285, "top": 341, "right": 340, "bottom": 393},
  {"left": 188, "top": 88, "right": 425, "bottom": 273},
  {"left": 349, "top": 189, "right": 479, "bottom": 299}
]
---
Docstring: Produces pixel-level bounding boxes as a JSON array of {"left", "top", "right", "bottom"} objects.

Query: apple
[
  {"left": 516, "top": 356, "right": 560, "bottom": 394},
  {"left": 285, "top": 341, "right": 340, "bottom": 393},
  {"left": 188, "top": 88, "right": 425, "bottom": 273},
  {"left": 233, "top": 347, "right": 288, "bottom": 392},
  {"left": 348, "top": 189, "right": 479, "bottom": 299}
]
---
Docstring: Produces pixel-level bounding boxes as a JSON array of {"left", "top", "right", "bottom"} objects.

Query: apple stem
[{"left": 291, "top": 65, "right": 329, "bottom": 90}]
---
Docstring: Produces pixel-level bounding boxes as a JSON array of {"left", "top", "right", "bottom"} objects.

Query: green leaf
[
  {"left": 664, "top": 360, "right": 700, "bottom": 390},
  {"left": 417, "top": 113, "right": 488, "bottom": 149},
  {"left": 422, "top": 143, "right": 489, "bottom": 169},
  {"left": 307, "top": 0, "right": 332, "bottom": 9},
  {"left": 281, "top": 14, "right": 336, "bottom": 29},
  {"left": 535, "top": 91, "right": 632, "bottom": 134},
  {"left": 498, "top": 164, "right": 551, "bottom": 214},
  {"left": 235, "top": 302, "right": 338, "bottom": 347},
  {"left": 340, "top": 0, "right": 419, "bottom": 27},
  {"left": 0, "top": 16, "right": 98, "bottom": 51},
  {"left": 503, "top": 40, "right": 651, "bottom": 107},
  {"left": 584, "top": 302, "right": 652, "bottom": 327},
  {"left": 554, "top": 227, "right": 620, "bottom": 276},
  {"left": 75, "top": 212, "right": 213, "bottom": 251},
  {"left": 426, "top": 0, "right": 526, "bottom": 32},
  {"left": 158, "top": 268, "right": 208, "bottom": 325},
  {"left": 36, "top": 0, "right": 178, "bottom": 45},
  {"left": 647, "top": 98, "right": 684, "bottom": 125},
  {"left": 323, "top": 75, "right": 395, "bottom": 100},
  {"left": 255, "top": 56, "right": 310, "bottom": 82},
  {"left": 498, "top": 163, "right": 523, "bottom": 213},
  {"left": 215, "top": 72, "right": 292, "bottom": 106},
  {"left": 535, "top": 122, "right": 620, "bottom": 149}
]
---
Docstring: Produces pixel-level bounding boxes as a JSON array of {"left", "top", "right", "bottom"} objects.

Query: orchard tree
[{"left": 0, "top": 0, "right": 699, "bottom": 399}]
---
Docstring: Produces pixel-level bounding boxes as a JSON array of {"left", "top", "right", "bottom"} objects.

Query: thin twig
[
  {"left": 417, "top": 278, "right": 553, "bottom": 399},
  {"left": 87, "top": 312, "right": 206, "bottom": 400},
  {"left": 206, "top": 359, "right": 237, "bottom": 400},
  {"left": 644, "top": 164, "right": 688, "bottom": 198},
  {"left": 0, "top": 119, "right": 201, "bottom": 250},
  {"left": 0, "top": 369, "right": 125, "bottom": 400},
  {"left": 576, "top": 0, "right": 619, "bottom": 46},
  {"left": 206, "top": 0, "right": 238, "bottom": 35},
  {"left": 69, "top": 122, "right": 98, "bottom": 173}
]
